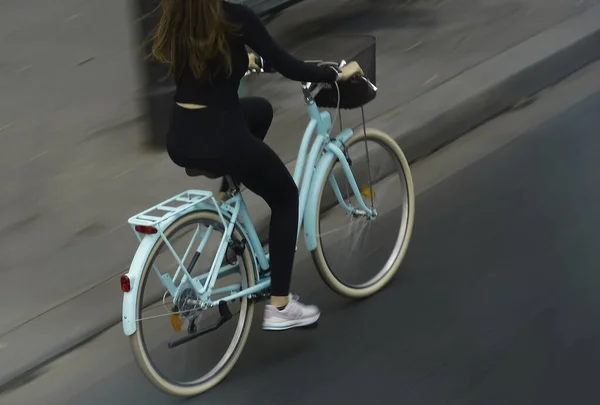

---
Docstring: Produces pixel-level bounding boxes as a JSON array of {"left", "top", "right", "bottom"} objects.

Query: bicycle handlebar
[
  {"left": 245, "top": 52, "right": 347, "bottom": 76},
  {"left": 244, "top": 53, "right": 378, "bottom": 104},
  {"left": 245, "top": 53, "right": 375, "bottom": 86}
]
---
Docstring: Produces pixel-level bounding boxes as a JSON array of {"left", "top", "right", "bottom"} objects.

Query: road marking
[
  {"left": 405, "top": 41, "right": 422, "bottom": 52},
  {"left": 106, "top": 223, "right": 128, "bottom": 235},
  {"left": 424, "top": 74, "right": 439, "bottom": 86},
  {"left": 0, "top": 122, "right": 15, "bottom": 132},
  {"left": 29, "top": 150, "right": 49, "bottom": 161},
  {"left": 0, "top": 342, "right": 6, "bottom": 350},
  {"left": 113, "top": 168, "right": 134, "bottom": 179},
  {"left": 77, "top": 57, "right": 94, "bottom": 66},
  {"left": 16, "top": 65, "right": 32, "bottom": 73}
]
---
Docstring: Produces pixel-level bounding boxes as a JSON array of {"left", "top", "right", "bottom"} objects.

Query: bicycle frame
[
  {"left": 221, "top": 93, "right": 376, "bottom": 277},
  {"left": 192, "top": 96, "right": 375, "bottom": 298},
  {"left": 122, "top": 87, "right": 375, "bottom": 336}
]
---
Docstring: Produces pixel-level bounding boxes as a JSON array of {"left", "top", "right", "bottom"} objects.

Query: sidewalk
[
  {"left": 1, "top": 0, "right": 599, "bottom": 388},
  {"left": 249, "top": 0, "right": 600, "bottom": 162}
]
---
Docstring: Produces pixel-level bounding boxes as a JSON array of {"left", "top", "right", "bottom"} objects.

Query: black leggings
[
  {"left": 218, "top": 97, "right": 270, "bottom": 193},
  {"left": 170, "top": 97, "right": 298, "bottom": 297}
]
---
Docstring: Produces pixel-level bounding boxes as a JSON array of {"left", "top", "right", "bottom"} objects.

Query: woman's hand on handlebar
[
  {"left": 339, "top": 61, "right": 364, "bottom": 81},
  {"left": 247, "top": 52, "right": 276, "bottom": 73},
  {"left": 248, "top": 52, "right": 260, "bottom": 70}
]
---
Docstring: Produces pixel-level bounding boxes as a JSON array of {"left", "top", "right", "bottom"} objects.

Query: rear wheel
[
  {"left": 311, "top": 129, "right": 415, "bottom": 298},
  {"left": 130, "top": 210, "right": 255, "bottom": 397}
]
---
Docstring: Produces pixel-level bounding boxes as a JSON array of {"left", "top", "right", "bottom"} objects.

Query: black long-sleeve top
[{"left": 174, "top": 2, "right": 337, "bottom": 109}]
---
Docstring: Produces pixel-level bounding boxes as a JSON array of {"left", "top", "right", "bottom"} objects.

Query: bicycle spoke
[{"left": 312, "top": 129, "right": 414, "bottom": 296}]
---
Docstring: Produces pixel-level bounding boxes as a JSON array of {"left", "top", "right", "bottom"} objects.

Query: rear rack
[{"left": 128, "top": 190, "right": 214, "bottom": 228}]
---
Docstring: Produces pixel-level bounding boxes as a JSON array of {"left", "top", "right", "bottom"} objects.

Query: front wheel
[{"left": 311, "top": 128, "right": 415, "bottom": 298}]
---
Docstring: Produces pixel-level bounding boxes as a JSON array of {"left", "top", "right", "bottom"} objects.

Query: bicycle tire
[
  {"left": 311, "top": 128, "right": 415, "bottom": 298},
  {"left": 130, "top": 210, "right": 256, "bottom": 397}
]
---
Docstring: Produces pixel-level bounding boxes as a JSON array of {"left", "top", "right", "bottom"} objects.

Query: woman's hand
[
  {"left": 248, "top": 53, "right": 260, "bottom": 70},
  {"left": 339, "top": 61, "right": 364, "bottom": 81}
]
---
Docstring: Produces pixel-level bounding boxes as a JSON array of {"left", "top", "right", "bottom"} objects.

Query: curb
[
  {"left": 2, "top": 4, "right": 600, "bottom": 391},
  {"left": 372, "top": 3, "right": 600, "bottom": 166}
]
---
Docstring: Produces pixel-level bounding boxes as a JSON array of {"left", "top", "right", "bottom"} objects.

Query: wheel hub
[{"left": 175, "top": 288, "right": 203, "bottom": 319}]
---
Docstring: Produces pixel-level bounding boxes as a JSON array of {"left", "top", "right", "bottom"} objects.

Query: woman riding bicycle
[{"left": 151, "top": 0, "right": 363, "bottom": 330}]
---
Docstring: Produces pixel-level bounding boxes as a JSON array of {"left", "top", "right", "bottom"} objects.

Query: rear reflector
[
  {"left": 134, "top": 225, "right": 158, "bottom": 234},
  {"left": 120, "top": 275, "right": 131, "bottom": 292}
]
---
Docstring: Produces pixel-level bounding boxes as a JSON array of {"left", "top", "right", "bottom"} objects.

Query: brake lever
[
  {"left": 340, "top": 59, "right": 377, "bottom": 91},
  {"left": 361, "top": 76, "right": 378, "bottom": 91}
]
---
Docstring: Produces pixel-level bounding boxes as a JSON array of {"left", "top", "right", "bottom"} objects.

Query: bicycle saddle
[{"left": 185, "top": 168, "right": 220, "bottom": 179}]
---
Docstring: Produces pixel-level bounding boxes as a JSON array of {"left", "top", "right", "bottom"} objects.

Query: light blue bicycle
[{"left": 120, "top": 42, "right": 415, "bottom": 397}]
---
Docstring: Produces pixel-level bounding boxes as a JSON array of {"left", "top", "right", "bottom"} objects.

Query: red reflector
[
  {"left": 120, "top": 275, "right": 131, "bottom": 292},
  {"left": 134, "top": 225, "right": 158, "bottom": 234}
]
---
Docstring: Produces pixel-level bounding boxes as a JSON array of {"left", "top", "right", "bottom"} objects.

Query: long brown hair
[{"left": 149, "top": 0, "right": 239, "bottom": 81}]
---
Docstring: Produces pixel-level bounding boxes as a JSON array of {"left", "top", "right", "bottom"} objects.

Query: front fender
[
  {"left": 121, "top": 202, "right": 216, "bottom": 336},
  {"left": 303, "top": 129, "right": 354, "bottom": 251}
]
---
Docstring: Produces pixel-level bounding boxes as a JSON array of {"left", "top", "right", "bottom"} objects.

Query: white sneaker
[{"left": 262, "top": 294, "right": 321, "bottom": 331}]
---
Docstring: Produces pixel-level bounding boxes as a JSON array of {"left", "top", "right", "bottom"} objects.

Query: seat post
[{"left": 225, "top": 175, "right": 240, "bottom": 195}]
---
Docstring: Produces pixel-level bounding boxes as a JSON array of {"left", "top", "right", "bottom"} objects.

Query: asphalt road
[{"left": 3, "top": 62, "right": 600, "bottom": 405}]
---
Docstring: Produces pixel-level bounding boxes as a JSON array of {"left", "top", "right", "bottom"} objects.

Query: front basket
[{"left": 292, "top": 34, "right": 377, "bottom": 110}]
